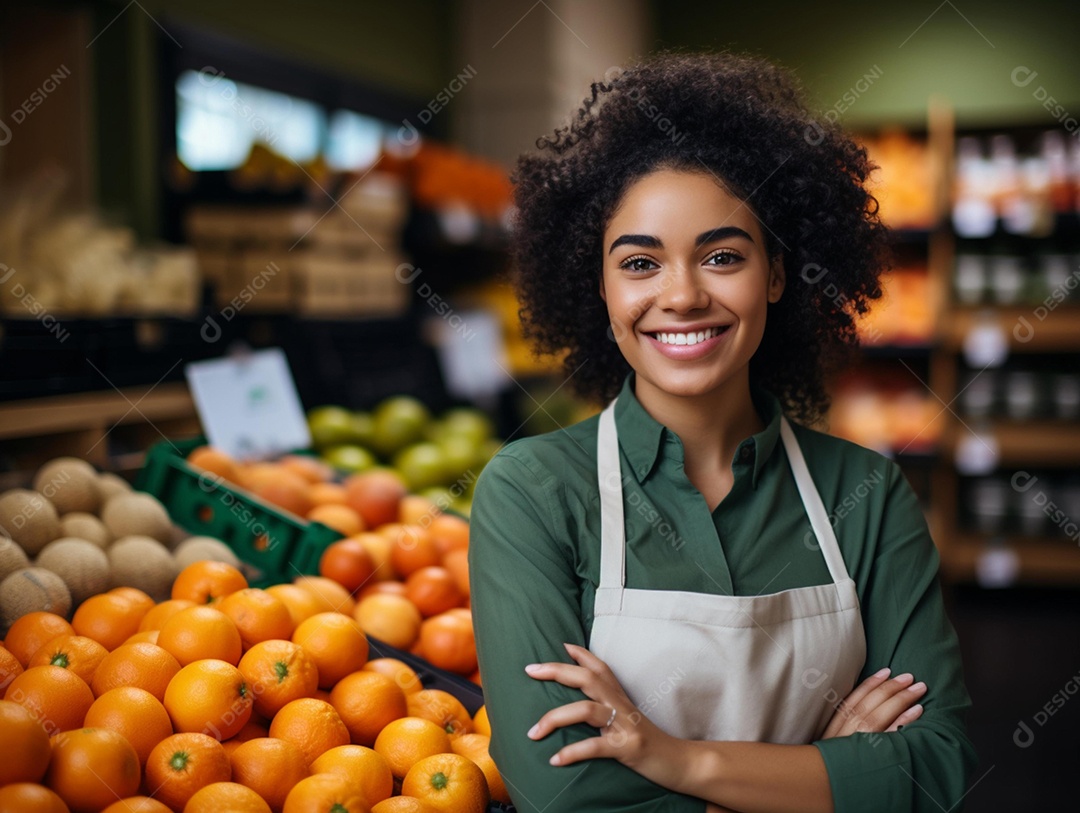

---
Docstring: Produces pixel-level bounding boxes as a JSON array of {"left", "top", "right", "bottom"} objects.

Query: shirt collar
[{"left": 611, "top": 373, "right": 783, "bottom": 489}]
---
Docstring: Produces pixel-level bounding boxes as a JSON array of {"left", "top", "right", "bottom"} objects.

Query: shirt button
[{"left": 739, "top": 445, "right": 753, "bottom": 464}]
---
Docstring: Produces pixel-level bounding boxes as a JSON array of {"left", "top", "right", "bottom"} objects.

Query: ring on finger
[{"left": 603, "top": 707, "right": 617, "bottom": 728}]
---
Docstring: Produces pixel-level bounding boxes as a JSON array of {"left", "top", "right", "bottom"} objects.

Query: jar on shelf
[
  {"left": 988, "top": 255, "right": 1025, "bottom": 305},
  {"left": 954, "top": 254, "right": 987, "bottom": 305},
  {"left": 959, "top": 369, "right": 996, "bottom": 418},
  {"left": 1004, "top": 371, "right": 1041, "bottom": 420},
  {"left": 969, "top": 476, "right": 1010, "bottom": 535},
  {"left": 1052, "top": 373, "right": 1080, "bottom": 420}
]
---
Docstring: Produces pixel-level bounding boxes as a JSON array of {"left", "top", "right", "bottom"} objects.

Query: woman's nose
[{"left": 656, "top": 266, "right": 709, "bottom": 312}]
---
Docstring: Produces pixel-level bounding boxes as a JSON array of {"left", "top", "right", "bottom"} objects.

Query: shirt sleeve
[
  {"left": 469, "top": 449, "right": 707, "bottom": 813},
  {"left": 812, "top": 461, "right": 979, "bottom": 813}
]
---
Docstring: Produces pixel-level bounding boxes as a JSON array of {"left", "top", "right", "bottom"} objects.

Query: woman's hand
[
  {"left": 821, "top": 667, "right": 926, "bottom": 739},
  {"left": 524, "top": 642, "right": 686, "bottom": 783}
]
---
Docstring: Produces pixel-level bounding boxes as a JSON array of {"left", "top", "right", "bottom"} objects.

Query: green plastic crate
[{"left": 136, "top": 438, "right": 343, "bottom": 586}]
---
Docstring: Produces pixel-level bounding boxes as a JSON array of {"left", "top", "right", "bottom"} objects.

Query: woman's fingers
[
  {"left": 524, "top": 660, "right": 594, "bottom": 691},
  {"left": 885, "top": 702, "right": 925, "bottom": 733},
  {"left": 825, "top": 672, "right": 927, "bottom": 738},
  {"left": 527, "top": 699, "right": 613, "bottom": 740},
  {"left": 821, "top": 667, "right": 892, "bottom": 738}
]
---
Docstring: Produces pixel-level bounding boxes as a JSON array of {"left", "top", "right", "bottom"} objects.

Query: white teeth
[{"left": 654, "top": 326, "right": 725, "bottom": 345}]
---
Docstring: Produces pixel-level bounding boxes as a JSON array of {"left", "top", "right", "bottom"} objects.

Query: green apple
[
  {"left": 322, "top": 444, "right": 377, "bottom": 474},
  {"left": 308, "top": 406, "right": 357, "bottom": 450},
  {"left": 393, "top": 442, "right": 450, "bottom": 491},
  {"left": 371, "top": 396, "right": 432, "bottom": 457}
]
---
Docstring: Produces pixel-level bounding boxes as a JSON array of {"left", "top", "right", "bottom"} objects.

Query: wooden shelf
[
  {"left": 943, "top": 306, "right": 1080, "bottom": 353},
  {"left": 941, "top": 534, "right": 1080, "bottom": 586},
  {"left": 944, "top": 420, "right": 1080, "bottom": 468}
]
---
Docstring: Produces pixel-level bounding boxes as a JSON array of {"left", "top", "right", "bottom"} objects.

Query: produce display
[
  {"left": 0, "top": 559, "right": 506, "bottom": 811},
  {"left": 0, "top": 406, "right": 513, "bottom": 812}
]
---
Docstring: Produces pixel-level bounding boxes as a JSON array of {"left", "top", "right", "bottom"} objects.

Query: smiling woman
[{"left": 468, "top": 52, "right": 976, "bottom": 813}]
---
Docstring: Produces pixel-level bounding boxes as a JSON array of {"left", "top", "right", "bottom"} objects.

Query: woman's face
[{"left": 600, "top": 168, "right": 784, "bottom": 401}]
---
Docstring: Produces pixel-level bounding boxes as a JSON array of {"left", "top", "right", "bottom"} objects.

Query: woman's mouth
[{"left": 643, "top": 325, "right": 731, "bottom": 358}]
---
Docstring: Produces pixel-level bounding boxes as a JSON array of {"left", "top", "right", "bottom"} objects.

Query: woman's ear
[
  {"left": 768, "top": 255, "right": 785, "bottom": 303},
  {"left": 599, "top": 272, "right": 607, "bottom": 302}
]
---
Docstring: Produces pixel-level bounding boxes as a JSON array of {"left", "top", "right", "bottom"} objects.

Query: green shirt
[{"left": 468, "top": 375, "right": 977, "bottom": 812}]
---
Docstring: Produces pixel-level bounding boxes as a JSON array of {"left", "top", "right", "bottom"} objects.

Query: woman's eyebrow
[{"left": 608, "top": 226, "right": 754, "bottom": 255}]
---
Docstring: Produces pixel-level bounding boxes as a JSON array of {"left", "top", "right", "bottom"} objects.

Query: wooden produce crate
[{"left": 293, "top": 252, "right": 410, "bottom": 318}]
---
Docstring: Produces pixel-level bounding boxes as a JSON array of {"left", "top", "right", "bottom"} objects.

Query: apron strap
[
  {"left": 597, "top": 401, "right": 626, "bottom": 589},
  {"left": 779, "top": 416, "right": 852, "bottom": 585}
]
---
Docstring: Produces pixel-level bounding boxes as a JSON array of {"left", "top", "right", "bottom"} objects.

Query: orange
[
  {"left": 398, "top": 495, "right": 440, "bottom": 526},
  {"left": 310, "top": 745, "right": 393, "bottom": 808},
  {"left": 218, "top": 588, "right": 296, "bottom": 648},
  {"left": 109, "top": 587, "right": 156, "bottom": 616},
  {"left": 426, "top": 515, "right": 469, "bottom": 557},
  {"left": 238, "top": 639, "right": 319, "bottom": 718},
  {"left": 406, "top": 690, "right": 473, "bottom": 740},
  {"left": 122, "top": 630, "right": 160, "bottom": 646},
  {"left": 28, "top": 635, "right": 108, "bottom": 685},
  {"left": 441, "top": 549, "right": 470, "bottom": 598},
  {"left": 245, "top": 466, "right": 313, "bottom": 518},
  {"left": 221, "top": 718, "right": 270, "bottom": 759},
  {"left": 279, "top": 455, "right": 333, "bottom": 485},
  {"left": 164, "top": 659, "right": 252, "bottom": 740},
  {"left": 293, "top": 576, "right": 356, "bottom": 616},
  {"left": 265, "top": 584, "right": 323, "bottom": 628},
  {"left": 353, "top": 532, "right": 397, "bottom": 582},
  {"left": 371, "top": 798, "right": 440, "bottom": 813},
  {"left": 358, "top": 580, "right": 407, "bottom": 600},
  {"left": 100, "top": 798, "right": 172, "bottom": 813},
  {"left": 404, "top": 567, "right": 464, "bottom": 618},
  {"left": 0, "top": 644, "right": 24, "bottom": 693},
  {"left": 188, "top": 446, "right": 243, "bottom": 485},
  {"left": 230, "top": 738, "right": 309, "bottom": 813},
  {"left": 451, "top": 733, "right": 510, "bottom": 803},
  {"left": 282, "top": 773, "right": 369, "bottom": 813},
  {"left": 138, "top": 599, "right": 196, "bottom": 632},
  {"left": 329, "top": 671, "right": 408, "bottom": 747},
  {"left": 308, "top": 505, "right": 365, "bottom": 537},
  {"left": 308, "top": 482, "right": 348, "bottom": 507},
  {"left": 291, "top": 613, "right": 369, "bottom": 689},
  {"left": 5, "top": 612, "right": 74, "bottom": 667},
  {"left": 71, "top": 593, "right": 146, "bottom": 651},
  {"left": 4, "top": 665, "right": 94, "bottom": 735},
  {"left": 353, "top": 594, "right": 422, "bottom": 650},
  {"left": 144, "top": 732, "right": 231, "bottom": 812},
  {"left": 269, "top": 698, "right": 350, "bottom": 767},
  {"left": 387, "top": 526, "right": 440, "bottom": 578},
  {"left": 0, "top": 783, "right": 70, "bottom": 813},
  {"left": 46, "top": 727, "right": 141, "bottom": 813},
  {"left": 0, "top": 698, "right": 52, "bottom": 784},
  {"left": 467, "top": 669, "right": 481, "bottom": 686},
  {"left": 157, "top": 605, "right": 243, "bottom": 666},
  {"left": 344, "top": 469, "right": 407, "bottom": 529},
  {"left": 363, "top": 658, "right": 422, "bottom": 695},
  {"left": 471, "top": 705, "right": 490, "bottom": 737},
  {"left": 318, "top": 538, "right": 375, "bottom": 593},
  {"left": 100, "top": 798, "right": 171, "bottom": 813},
  {"left": 374, "top": 717, "right": 451, "bottom": 780},
  {"left": 185, "top": 781, "right": 272, "bottom": 813},
  {"left": 91, "top": 643, "right": 180, "bottom": 701},
  {"left": 417, "top": 613, "right": 476, "bottom": 675},
  {"left": 401, "top": 753, "right": 489, "bottom": 813},
  {"left": 84, "top": 687, "right": 172, "bottom": 767},
  {"left": 171, "top": 560, "right": 248, "bottom": 605}
]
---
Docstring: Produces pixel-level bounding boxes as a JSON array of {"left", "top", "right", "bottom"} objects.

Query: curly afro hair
[{"left": 511, "top": 51, "right": 890, "bottom": 425}]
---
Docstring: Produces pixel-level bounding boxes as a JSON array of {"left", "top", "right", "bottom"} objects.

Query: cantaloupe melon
[
  {"left": 108, "top": 536, "right": 178, "bottom": 602},
  {"left": 100, "top": 492, "right": 172, "bottom": 545},
  {"left": 173, "top": 536, "right": 241, "bottom": 569},
  {"left": 0, "top": 567, "right": 72, "bottom": 634},
  {"left": 35, "top": 538, "right": 111, "bottom": 606},
  {"left": 96, "top": 472, "right": 132, "bottom": 502},
  {"left": 0, "top": 489, "right": 60, "bottom": 556},
  {"left": 33, "top": 457, "right": 102, "bottom": 515},
  {"left": 0, "top": 536, "right": 30, "bottom": 582},
  {"left": 58, "top": 513, "right": 112, "bottom": 550}
]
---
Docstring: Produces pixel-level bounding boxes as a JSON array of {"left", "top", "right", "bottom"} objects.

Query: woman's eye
[
  {"left": 620, "top": 256, "right": 658, "bottom": 272},
  {"left": 706, "top": 250, "right": 743, "bottom": 267}
]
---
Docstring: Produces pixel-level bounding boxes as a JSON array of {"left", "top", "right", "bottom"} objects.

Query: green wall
[{"left": 650, "top": 0, "right": 1080, "bottom": 129}]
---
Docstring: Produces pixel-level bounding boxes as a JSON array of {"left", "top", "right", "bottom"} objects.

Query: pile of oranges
[{"left": 0, "top": 560, "right": 507, "bottom": 813}]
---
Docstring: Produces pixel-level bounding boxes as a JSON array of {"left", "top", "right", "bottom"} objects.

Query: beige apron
[{"left": 588, "top": 400, "right": 866, "bottom": 743}]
